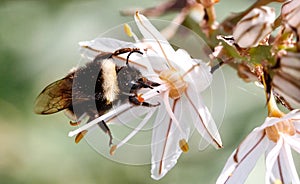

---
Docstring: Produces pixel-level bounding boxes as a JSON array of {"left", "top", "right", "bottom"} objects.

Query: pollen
[
  {"left": 159, "top": 69, "right": 187, "bottom": 99},
  {"left": 137, "top": 94, "right": 145, "bottom": 103},
  {"left": 69, "top": 120, "right": 81, "bottom": 126},
  {"left": 75, "top": 130, "right": 88, "bottom": 144},
  {"left": 273, "top": 179, "right": 282, "bottom": 184},
  {"left": 124, "top": 24, "right": 133, "bottom": 37},
  {"left": 265, "top": 120, "right": 296, "bottom": 142},
  {"left": 110, "top": 145, "right": 117, "bottom": 155},
  {"left": 179, "top": 139, "right": 189, "bottom": 153}
]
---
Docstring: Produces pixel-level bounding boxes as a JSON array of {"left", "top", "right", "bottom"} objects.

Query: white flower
[
  {"left": 70, "top": 12, "right": 222, "bottom": 180},
  {"left": 233, "top": 6, "right": 275, "bottom": 48},
  {"left": 217, "top": 94, "right": 300, "bottom": 184}
]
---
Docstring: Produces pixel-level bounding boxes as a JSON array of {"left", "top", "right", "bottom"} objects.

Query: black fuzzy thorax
[{"left": 69, "top": 60, "right": 143, "bottom": 119}]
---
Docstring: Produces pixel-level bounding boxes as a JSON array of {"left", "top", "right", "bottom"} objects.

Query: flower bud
[
  {"left": 281, "top": 0, "right": 300, "bottom": 30},
  {"left": 273, "top": 52, "right": 300, "bottom": 109},
  {"left": 233, "top": 6, "right": 275, "bottom": 48}
]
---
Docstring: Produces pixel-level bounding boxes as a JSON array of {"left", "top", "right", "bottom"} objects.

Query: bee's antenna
[{"left": 126, "top": 50, "right": 143, "bottom": 65}]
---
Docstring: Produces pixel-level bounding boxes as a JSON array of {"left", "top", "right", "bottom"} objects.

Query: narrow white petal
[
  {"left": 269, "top": 149, "right": 288, "bottom": 184},
  {"left": 173, "top": 49, "right": 194, "bottom": 70},
  {"left": 184, "top": 60, "right": 213, "bottom": 92},
  {"left": 285, "top": 135, "right": 300, "bottom": 154},
  {"left": 79, "top": 38, "right": 136, "bottom": 60},
  {"left": 185, "top": 87, "right": 222, "bottom": 149},
  {"left": 280, "top": 137, "right": 300, "bottom": 184},
  {"left": 265, "top": 137, "right": 283, "bottom": 183},
  {"left": 216, "top": 130, "right": 268, "bottom": 184},
  {"left": 134, "top": 12, "right": 176, "bottom": 68},
  {"left": 151, "top": 98, "right": 190, "bottom": 180},
  {"left": 108, "top": 105, "right": 151, "bottom": 126},
  {"left": 261, "top": 109, "right": 300, "bottom": 129}
]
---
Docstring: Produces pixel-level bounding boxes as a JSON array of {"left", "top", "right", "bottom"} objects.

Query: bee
[{"left": 34, "top": 48, "right": 160, "bottom": 145}]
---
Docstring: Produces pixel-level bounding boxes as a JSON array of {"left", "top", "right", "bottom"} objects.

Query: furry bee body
[{"left": 34, "top": 49, "right": 160, "bottom": 144}]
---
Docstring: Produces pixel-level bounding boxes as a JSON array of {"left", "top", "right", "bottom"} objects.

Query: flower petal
[
  {"left": 265, "top": 137, "right": 283, "bottom": 183},
  {"left": 79, "top": 38, "right": 136, "bottom": 60},
  {"left": 261, "top": 109, "right": 300, "bottom": 129},
  {"left": 134, "top": 12, "right": 176, "bottom": 68},
  {"left": 281, "top": 137, "right": 300, "bottom": 184},
  {"left": 284, "top": 134, "right": 300, "bottom": 154},
  {"left": 269, "top": 149, "right": 287, "bottom": 184},
  {"left": 172, "top": 49, "right": 194, "bottom": 70},
  {"left": 185, "top": 86, "right": 222, "bottom": 149},
  {"left": 233, "top": 6, "right": 275, "bottom": 48},
  {"left": 216, "top": 130, "right": 268, "bottom": 184},
  {"left": 185, "top": 59, "right": 213, "bottom": 92},
  {"left": 113, "top": 108, "right": 156, "bottom": 151},
  {"left": 151, "top": 98, "right": 190, "bottom": 180}
]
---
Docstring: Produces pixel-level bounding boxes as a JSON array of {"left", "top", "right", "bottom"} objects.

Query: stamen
[
  {"left": 163, "top": 91, "right": 186, "bottom": 136},
  {"left": 123, "top": 23, "right": 139, "bottom": 42},
  {"left": 265, "top": 120, "right": 296, "bottom": 142},
  {"left": 179, "top": 139, "right": 189, "bottom": 152},
  {"left": 70, "top": 121, "right": 81, "bottom": 126},
  {"left": 273, "top": 179, "right": 282, "bottom": 184},
  {"left": 137, "top": 94, "right": 145, "bottom": 102},
  {"left": 109, "top": 109, "right": 155, "bottom": 155},
  {"left": 110, "top": 145, "right": 117, "bottom": 155},
  {"left": 182, "top": 63, "right": 200, "bottom": 78},
  {"left": 75, "top": 130, "right": 88, "bottom": 144},
  {"left": 68, "top": 85, "right": 166, "bottom": 138},
  {"left": 135, "top": 12, "right": 175, "bottom": 70},
  {"left": 69, "top": 112, "right": 87, "bottom": 126},
  {"left": 159, "top": 69, "right": 187, "bottom": 99}
]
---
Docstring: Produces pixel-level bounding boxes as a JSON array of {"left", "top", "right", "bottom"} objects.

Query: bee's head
[{"left": 116, "top": 65, "right": 142, "bottom": 93}]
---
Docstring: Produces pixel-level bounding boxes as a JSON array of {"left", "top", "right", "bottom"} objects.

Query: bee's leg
[
  {"left": 130, "top": 77, "right": 160, "bottom": 93},
  {"left": 98, "top": 120, "right": 113, "bottom": 146},
  {"left": 129, "top": 77, "right": 161, "bottom": 107},
  {"left": 111, "top": 48, "right": 142, "bottom": 58},
  {"left": 129, "top": 95, "right": 160, "bottom": 107},
  {"left": 93, "top": 48, "right": 141, "bottom": 62},
  {"left": 111, "top": 48, "right": 143, "bottom": 66}
]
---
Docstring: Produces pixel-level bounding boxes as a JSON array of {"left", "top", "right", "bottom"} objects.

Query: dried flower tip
[
  {"left": 110, "top": 145, "right": 117, "bottom": 155},
  {"left": 233, "top": 6, "right": 275, "bottom": 48},
  {"left": 179, "top": 139, "right": 189, "bottom": 153},
  {"left": 75, "top": 130, "right": 88, "bottom": 144},
  {"left": 237, "top": 63, "right": 257, "bottom": 82}
]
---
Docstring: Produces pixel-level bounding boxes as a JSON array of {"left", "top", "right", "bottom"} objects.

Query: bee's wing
[{"left": 34, "top": 76, "right": 73, "bottom": 114}]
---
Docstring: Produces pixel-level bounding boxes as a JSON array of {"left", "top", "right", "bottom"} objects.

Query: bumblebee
[{"left": 34, "top": 48, "right": 160, "bottom": 145}]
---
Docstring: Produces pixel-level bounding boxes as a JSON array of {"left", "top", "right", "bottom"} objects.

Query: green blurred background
[{"left": 0, "top": 0, "right": 296, "bottom": 184}]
